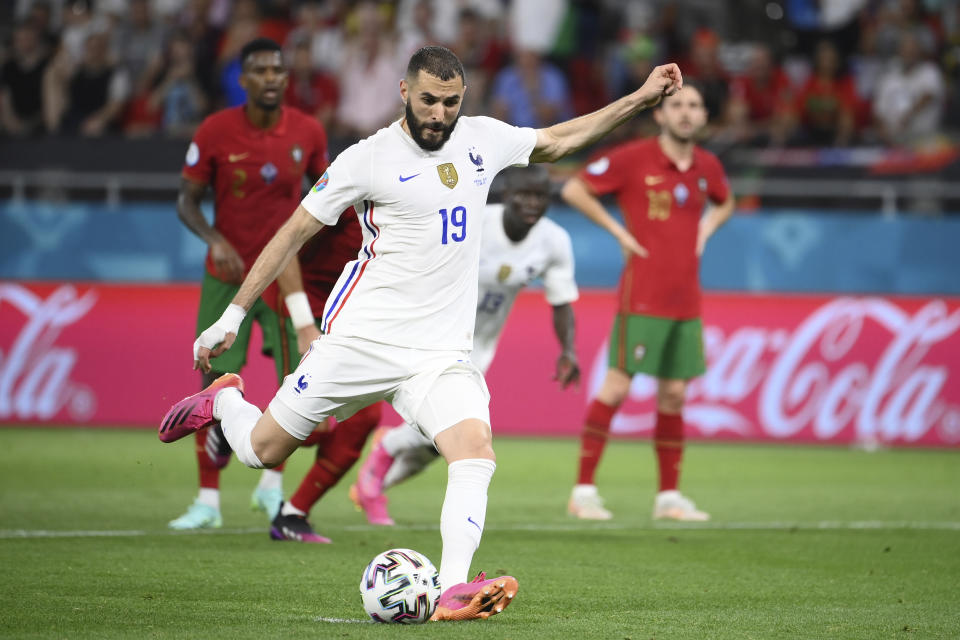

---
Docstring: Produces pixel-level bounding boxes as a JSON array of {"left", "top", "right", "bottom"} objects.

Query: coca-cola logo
[
  {"left": 0, "top": 284, "right": 98, "bottom": 421},
  {"left": 590, "top": 298, "right": 960, "bottom": 445}
]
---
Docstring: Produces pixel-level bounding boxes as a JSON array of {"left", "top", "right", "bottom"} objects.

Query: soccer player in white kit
[
  {"left": 159, "top": 46, "right": 683, "bottom": 621},
  {"left": 349, "top": 164, "right": 581, "bottom": 527}
]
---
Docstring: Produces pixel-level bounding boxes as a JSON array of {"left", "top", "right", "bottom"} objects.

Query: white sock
[
  {"left": 572, "top": 484, "right": 600, "bottom": 499},
  {"left": 216, "top": 388, "right": 264, "bottom": 469},
  {"left": 257, "top": 469, "right": 283, "bottom": 491},
  {"left": 196, "top": 487, "right": 220, "bottom": 511},
  {"left": 281, "top": 501, "right": 306, "bottom": 517},
  {"left": 438, "top": 458, "right": 496, "bottom": 592}
]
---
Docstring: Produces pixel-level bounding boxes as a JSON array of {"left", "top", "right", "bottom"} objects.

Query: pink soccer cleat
[
  {"left": 430, "top": 572, "right": 519, "bottom": 621},
  {"left": 348, "top": 483, "right": 395, "bottom": 526},
  {"left": 349, "top": 428, "right": 396, "bottom": 525},
  {"left": 158, "top": 373, "right": 244, "bottom": 443}
]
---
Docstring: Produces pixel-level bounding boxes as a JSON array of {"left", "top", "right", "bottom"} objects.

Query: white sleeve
[
  {"left": 473, "top": 116, "right": 537, "bottom": 171},
  {"left": 300, "top": 142, "right": 368, "bottom": 226},
  {"left": 543, "top": 227, "right": 579, "bottom": 306}
]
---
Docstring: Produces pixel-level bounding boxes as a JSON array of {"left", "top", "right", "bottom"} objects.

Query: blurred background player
[
  {"left": 169, "top": 38, "right": 329, "bottom": 530},
  {"left": 563, "top": 83, "right": 735, "bottom": 522},
  {"left": 348, "top": 164, "right": 581, "bottom": 526}
]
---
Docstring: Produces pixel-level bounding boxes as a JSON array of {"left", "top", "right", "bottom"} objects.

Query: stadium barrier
[
  {"left": 3, "top": 200, "right": 960, "bottom": 293},
  {"left": 2, "top": 282, "right": 958, "bottom": 448}
]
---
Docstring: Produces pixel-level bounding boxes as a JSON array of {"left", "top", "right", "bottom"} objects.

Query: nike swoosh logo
[
  {"left": 398, "top": 173, "right": 420, "bottom": 182},
  {"left": 467, "top": 516, "right": 481, "bottom": 531},
  {"left": 228, "top": 152, "right": 250, "bottom": 162},
  {"left": 645, "top": 175, "right": 665, "bottom": 185}
]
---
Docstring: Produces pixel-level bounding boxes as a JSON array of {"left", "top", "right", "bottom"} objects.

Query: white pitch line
[
  {"left": 3, "top": 521, "right": 960, "bottom": 539},
  {"left": 0, "top": 527, "right": 266, "bottom": 539},
  {"left": 314, "top": 617, "right": 372, "bottom": 624}
]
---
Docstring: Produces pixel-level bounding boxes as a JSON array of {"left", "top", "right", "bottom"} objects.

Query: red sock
[
  {"left": 289, "top": 403, "right": 383, "bottom": 513},
  {"left": 654, "top": 411, "right": 684, "bottom": 492},
  {"left": 195, "top": 430, "right": 221, "bottom": 489},
  {"left": 576, "top": 399, "right": 617, "bottom": 485}
]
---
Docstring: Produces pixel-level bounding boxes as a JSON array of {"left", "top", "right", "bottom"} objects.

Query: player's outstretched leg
[
  {"left": 428, "top": 409, "right": 517, "bottom": 622},
  {"left": 159, "top": 374, "right": 245, "bottom": 443}
]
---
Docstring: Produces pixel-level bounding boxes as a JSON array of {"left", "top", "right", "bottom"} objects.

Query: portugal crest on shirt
[
  {"left": 291, "top": 144, "right": 303, "bottom": 164},
  {"left": 437, "top": 163, "right": 458, "bottom": 189}
]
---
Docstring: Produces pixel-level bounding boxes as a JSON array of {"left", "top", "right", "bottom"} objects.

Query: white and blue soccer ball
[{"left": 359, "top": 548, "right": 442, "bottom": 624}]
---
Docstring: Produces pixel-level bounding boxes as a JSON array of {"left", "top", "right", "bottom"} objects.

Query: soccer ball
[{"left": 359, "top": 548, "right": 442, "bottom": 623}]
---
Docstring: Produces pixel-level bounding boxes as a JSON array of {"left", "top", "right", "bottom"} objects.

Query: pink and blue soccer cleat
[
  {"left": 430, "top": 572, "right": 519, "bottom": 621},
  {"left": 159, "top": 373, "right": 244, "bottom": 443}
]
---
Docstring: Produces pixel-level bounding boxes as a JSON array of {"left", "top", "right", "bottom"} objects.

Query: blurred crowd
[{"left": 1, "top": 0, "right": 958, "bottom": 150}]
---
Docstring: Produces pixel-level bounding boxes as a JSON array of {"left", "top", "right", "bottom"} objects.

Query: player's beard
[{"left": 405, "top": 101, "right": 458, "bottom": 151}]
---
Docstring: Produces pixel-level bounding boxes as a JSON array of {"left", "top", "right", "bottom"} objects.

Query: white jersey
[
  {"left": 301, "top": 116, "right": 537, "bottom": 350},
  {"left": 472, "top": 204, "right": 578, "bottom": 372}
]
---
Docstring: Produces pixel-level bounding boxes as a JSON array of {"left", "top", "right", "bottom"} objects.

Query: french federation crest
[
  {"left": 437, "top": 163, "right": 458, "bottom": 189},
  {"left": 497, "top": 264, "right": 512, "bottom": 282},
  {"left": 469, "top": 147, "right": 484, "bottom": 172}
]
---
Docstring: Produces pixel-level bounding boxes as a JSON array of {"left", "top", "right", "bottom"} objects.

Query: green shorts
[
  {"left": 608, "top": 313, "right": 706, "bottom": 380},
  {"left": 196, "top": 273, "right": 299, "bottom": 384}
]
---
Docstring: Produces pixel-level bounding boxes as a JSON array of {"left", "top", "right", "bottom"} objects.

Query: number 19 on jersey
[{"left": 438, "top": 206, "right": 467, "bottom": 244}]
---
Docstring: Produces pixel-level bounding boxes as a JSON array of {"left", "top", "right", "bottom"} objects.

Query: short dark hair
[
  {"left": 240, "top": 38, "right": 282, "bottom": 67},
  {"left": 499, "top": 164, "right": 551, "bottom": 193},
  {"left": 656, "top": 80, "right": 705, "bottom": 111},
  {"left": 406, "top": 46, "right": 465, "bottom": 82}
]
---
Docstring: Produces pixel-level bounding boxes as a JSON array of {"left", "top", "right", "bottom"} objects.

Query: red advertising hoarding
[{"left": 2, "top": 282, "right": 959, "bottom": 447}]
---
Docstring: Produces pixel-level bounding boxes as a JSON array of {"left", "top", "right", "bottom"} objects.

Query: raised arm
[
  {"left": 194, "top": 204, "right": 325, "bottom": 371},
  {"left": 530, "top": 64, "right": 682, "bottom": 163}
]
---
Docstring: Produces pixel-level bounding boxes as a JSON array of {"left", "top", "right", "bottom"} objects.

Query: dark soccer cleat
[
  {"left": 159, "top": 373, "right": 244, "bottom": 443},
  {"left": 269, "top": 507, "right": 332, "bottom": 544}
]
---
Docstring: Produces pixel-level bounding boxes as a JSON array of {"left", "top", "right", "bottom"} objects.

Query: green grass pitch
[{"left": 1, "top": 427, "right": 958, "bottom": 639}]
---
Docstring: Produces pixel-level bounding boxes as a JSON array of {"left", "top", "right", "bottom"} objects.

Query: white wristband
[
  {"left": 219, "top": 303, "right": 247, "bottom": 334},
  {"left": 285, "top": 292, "right": 315, "bottom": 329}
]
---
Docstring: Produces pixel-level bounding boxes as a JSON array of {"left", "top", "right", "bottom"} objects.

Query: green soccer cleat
[
  {"left": 251, "top": 487, "right": 283, "bottom": 521},
  {"left": 168, "top": 500, "right": 222, "bottom": 530}
]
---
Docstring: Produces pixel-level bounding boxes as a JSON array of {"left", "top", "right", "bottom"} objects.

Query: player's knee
[
  {"left": 250, "top": 434, "right": 295, "bottom": 468},
  {"left": 657, "top": 382, "right": 686, "bottom": 413},
  {"left": 599, "top": 371, "right": 631, "bottom": 406},
  {"left": 435, "top": 419, "right": 494, "bottom": 462}
]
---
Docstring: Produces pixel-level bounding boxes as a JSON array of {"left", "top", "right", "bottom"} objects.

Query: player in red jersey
[
  {"left": 169, "top": 38, "right": 332, "bottom": 530},
  {"left": 562, "top": 83, "right": 735, "bottom": 521}
]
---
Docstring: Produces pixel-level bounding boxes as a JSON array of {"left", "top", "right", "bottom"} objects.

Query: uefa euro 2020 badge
[{"left": 312, "top": 171, "right": 329, "bottom": 193}]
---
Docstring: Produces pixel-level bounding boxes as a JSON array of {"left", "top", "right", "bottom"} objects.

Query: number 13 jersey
[{"left": 300, "top": 116, "right": 537, "bottom": 351}]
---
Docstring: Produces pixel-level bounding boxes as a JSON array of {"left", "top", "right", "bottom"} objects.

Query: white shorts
[{"left": 268, "top": 334, "right": 490, "bottom": 441}]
